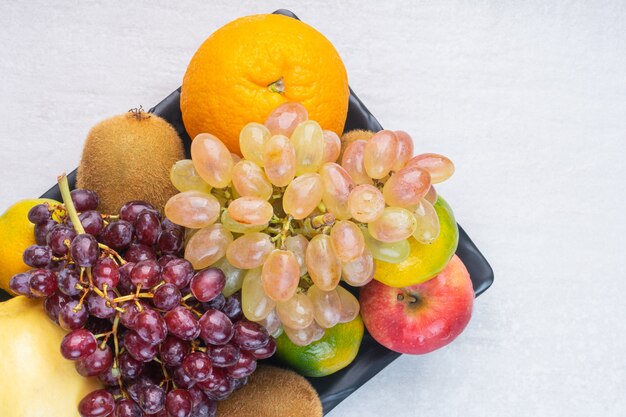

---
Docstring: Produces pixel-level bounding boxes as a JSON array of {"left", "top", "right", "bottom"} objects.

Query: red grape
[
  {"left": 153, "top": 283, "right": 181, "bottom": 310},
  {"left": 221, "top": 292, "right": 243, "bottom": 321},
  {"left": 198, "top": 309, "right": 234, "bottom": 346},
  {"left": 119, "top": 351, "right": 144, "bottom": 380},
  {"left": 9, "top": 272, "right": 33, "bottom": 297},
  {"left": 164, "top": 306, "right": 201, "bottom": 341},
  {"left": 60, "top": 328, "right": 97, "bottom": 360},
  {"left": 57, "top": 267, "right": 82, "bottom": 296},
  {"left": 248, "top": 337, "right": 276, "bottom": 359},
  {"left": 125, "top": 242, "right": 157, "bottom": 263},
  {"left": 190, "top": 268, "right": 225, "bottom": 302},
  {"left": 71, "top": 189, "right": 99, "bottom": 212},
  {"left": 135, "top": 307, "right": 168, "bottom": 345},
  {"left": 162, "top": 258, "right": 194, "bottom": 289},
  {"left": 157, "top": 228, "right": 184, "bottom": 255},
  {"left": 92, "top": 257, "right": 120, "bottom": 289},
  {"left": 78, "top": 389, "right": 114, "bottom": 417},
  {"left": 138, "top": 383, "right": 165, "bottom": 414},
  {"left": 124, "top": 330, "right": 158, "bottom": 362},
  {"left": 166, "top": 389, "right": 193, "bottom": 417},
  {"left": 29, "top": 269, "right": 57, "bottom": 297},
  {"left": 232, "top": 320, "right": 269, "bottom": 351},
  {"left": 47, "top": 224, "right": 77, "bottom": 256},
  {"left": 224, "top": 350, "right": 257, "bottom": 379},
  {"left": 170, "top": 365, "right": 196, "bottom": 389},
  {"left": 101, "top": 220, "right": 134, "bottom": 251},
  {"left": 23, "top": 244, "right": 52, "bottom": 268},
  {"left": 71, "top": 234, "right": 100, "bottom": 267},
  {"left": 44, "top": 291, "right": 71, "bottom": 323},
  {"left": 59, "top": 299, "right": 89, "bottom": 330},
  {"left": 114, "top": 398, "right": 142, "bottom": 417},
  {"left": 28, "top": 203, "right": 52, "bottom": 224},
  {"left": 135, "top": 210, "right": 161, "bottom": 246},
  {"left": 86, "top": 291, "right": 117, "bottom": 319},
  {"left": 79, "top": 210, "right": 104, "bottom": 236},
  {"left": 130, "top": 259, "right": 161, "bottom": 288},
  {"left": 76, "top": 345, "right": 113, "bottom": 377},
  {"left": 161, "top": 335, "right": 190, "bottom": 367},
  {"left": 183, "top": 351, "right": 212, "bottom": 382},
  {"left": 207, "top": 343, "right": 240, "bottom": 368},
  {"left": 120, "top": 201, "right": 158, "bottom": 223},
  {"left": 34, "top": 219, "right": 57, "bottom": 246}
]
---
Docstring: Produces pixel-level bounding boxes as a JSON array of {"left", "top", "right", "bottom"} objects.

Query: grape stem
[{"left": 57, "top": 173, "right": 86, "bottom": 235}]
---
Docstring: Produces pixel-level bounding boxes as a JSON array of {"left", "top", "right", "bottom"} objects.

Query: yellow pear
[{"left": 0, "top": 296, "right": 102, "bottom": 417}]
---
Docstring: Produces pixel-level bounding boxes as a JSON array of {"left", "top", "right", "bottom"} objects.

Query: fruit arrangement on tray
[{"left": 0, "top": 11, "right": 492, "bottom": 417}]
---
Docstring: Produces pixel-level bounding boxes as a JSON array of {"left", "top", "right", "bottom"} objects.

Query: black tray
[{"left": 6, "top": 9, "right": 494, "bottom": 415}]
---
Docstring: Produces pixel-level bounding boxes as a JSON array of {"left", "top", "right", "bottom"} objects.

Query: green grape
[
  {"left": 362, "top": 227, "right": 410, "bottom": 264},
  {"left": 170, "top": 159, "right": 212, "bottom": 193}
]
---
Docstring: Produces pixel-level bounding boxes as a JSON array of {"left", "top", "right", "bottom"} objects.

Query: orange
[
  {"left": 181, "top": 14, "right": 349, "bottom": 155},
  {"left": 0, "top": 198, "right": 60, "bottom": 293}
]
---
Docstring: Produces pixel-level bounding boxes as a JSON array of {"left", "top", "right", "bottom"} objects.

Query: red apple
[{"left": 360, "top": 255, "right": 474, "bottom": 354}]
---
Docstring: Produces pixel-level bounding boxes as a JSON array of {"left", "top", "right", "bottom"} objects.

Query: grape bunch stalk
[
  {"left": 10, "top": 175, "right": 274, "bottom": 417},
  {"left": 166, "top": 102, "right": 455, "bottom": 347}
]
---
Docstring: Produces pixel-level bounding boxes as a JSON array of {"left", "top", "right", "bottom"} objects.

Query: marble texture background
[{"left": 1, "top": 1, "right": 625, "bottom": 416}]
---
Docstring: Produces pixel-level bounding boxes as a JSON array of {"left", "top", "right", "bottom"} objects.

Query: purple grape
[
  {"left": 76, "top": 345, "right": 113, "bottom": 377},
  {"left": 87, "top": 291, "right": 117, "bottom": 319},
  {"left": 98, "top": 364, "right": 120, "bottom": 386},
  {"left": 183, "top": 352, "right": 212, "bottom": 382},
  {"left": 120, "top": 201, "right": 159, "bottom": 223},
  {"left": 157, "top": 228, "right": 184, "bottom": 255},
  {"left": 190, "top": 268, "right": 225, "bottom": 303},
  {"left": 203, "top": 375, "right": 234, "bottom": 401},
  {"left": 71, "top": 234, "right": 100, "bottom": 267},
  {"left": 100, "top": 220, "right": 134, "bottom": 251},
  {"left": 135, "top": 210, "right": 161, "bottom": 246},
  {"left": 92, "top": 257, "right": 120, "bottom": 289},
  {"left": 138, "top": 384, "right": 165, "bottom": 414},
  {"left": 222, "top": 292, "right": 243, "bottom": 321},
  {"left": 71, "top": 189, "right": 99, "bottom": 212},
  {"left": 117, "top": 262, "right": 136, "bottom": 294},
  {"left": 118, "top": 300, "right": 148, "bottom": 329},
  {"left": 166, "top": 389, "right": 193, "bottom": 417},
  {"left": 34, "top": 219, "right": 57, "bottom": 245},
  {"left": 248, "top": 337, "right": 276, "bottom": 360},
  {"left": 161, "top": 336, "right": 190, "bottom": 367},
  {"left": 232, "top": 320, "right": 269, "bottom": 351},
  {"left": 44, "top": 291, "right": 71, "bottom": 323},
  {"left": 162, "top": 258, "right": 194, "bottom": 289},
  {"left": 119, "top": 351, "right": 144, "bottom": 380},
  {"left": 78, "top": 389, "right": 115, "bottom": 417},
  {"left": 231, "top": 375, "right": 248, "bottom": 391},
  {"left": 202, "top": 293, "right": 225, "bottom": 312},
  {"left": 125, "top": 243, "right": 157, "bottom": 263},
  {"left": 208, "top": 343, "right": 240, "bottom": 368},
  {"left": 57, "top": 267, "right": 82, "bottom": 296},
  {"left": 28, "top": 203, "right": 52, "bottom": 224},
  {"left": 114, "top": 398, "right": 142, "bottom": 417},
  {"left": 135, "top": 308, "right": 168, "bottom": 345},
  {"left": 79, "top": 210, "right": 104, "bottom": 236},
  {"left": 23, "top": 245, "right": 52, "bottom": 268},
  {"left": 46, "top": 224, "right": 77, "bottom": 256},
  {"left": 9, "top": 272, "right": 34, "bottom": 297},
  {"left": 157, "top": 254, "right": 178, "bottom": 268},
  {"left": 124, "top": 331, "right": 158, "bottom": 362},
  {"left": 224, "top": 350, "right": 256, "bottom": 379},
  {"left": 61, "top": 328, "right": 97, "bottom": 360},
  {"left": 188, "top": 386, "right": 217, "bottom": 417},
  {"left": 153, "top": 283, "right": 181, "bottom": 311},
  {"left": 48, "top": 258, "right": 68, "bottom": 272},
  {"left": 170, "top": 365, "right": 196, "bottom": 389},
  {"left": 198, "top": 309, "right": 233, "bottom": 346},
  {"left": 130, "top": 259, "right": 161, "bottom": 288},
  {"left": 58, "top": 299, "right": 89, "bottom": 330},
  {"left": 164, "top": 306, "right": 201, "bottom": 341},
  {"left": 29, "top": 269, "right": 57, "bottom": 297}
]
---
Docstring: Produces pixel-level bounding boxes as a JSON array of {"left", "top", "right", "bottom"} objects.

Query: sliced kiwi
[
  {"left": 77, "top": 108, "right": 184, "bottom": 214},
  {"left": 218, "top": 365, "right": 323, "bottom": 417}
]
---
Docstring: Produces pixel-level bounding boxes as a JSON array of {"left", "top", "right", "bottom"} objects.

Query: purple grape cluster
[{"left": 10, "top": 188, "right": 276, "bottom": 417}]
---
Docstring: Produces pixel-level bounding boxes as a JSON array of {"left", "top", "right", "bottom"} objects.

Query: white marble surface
[{"left": 1, "top": 1, "right": 625, "bottom": 416}]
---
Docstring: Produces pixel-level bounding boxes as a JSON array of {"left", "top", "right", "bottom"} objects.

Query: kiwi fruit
[
  {"left": 77, "top": 108, "right": 184, "bottom": 214},
  {"left": 218, "top": 365, "right": 323, "bottom": 417}
]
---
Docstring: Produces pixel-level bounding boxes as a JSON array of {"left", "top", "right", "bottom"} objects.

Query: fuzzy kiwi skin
[
  {"left": 218, "top": 365, "right": 323, "bottom": 417},
  {"left": 77, "top": 111, "right": 184, "bottom": 214}
]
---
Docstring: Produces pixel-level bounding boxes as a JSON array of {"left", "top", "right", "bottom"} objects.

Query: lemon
[
  {"left": 0, "top": 296, "right": 102, "bottom": 416},
  {"left": 374, "top": 196, "right": 459, "bottom": 288},
  {"left": 0, "top": 198, "right": 60, "bottom": 294},
  {"left": 275, "top": 315, "right": 364, "bottom": 377}
]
